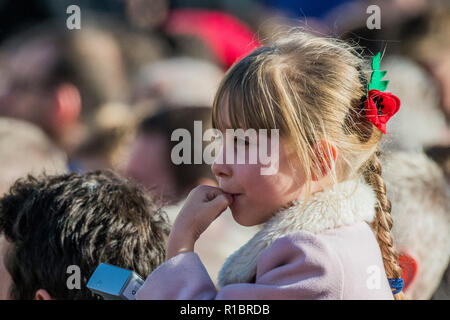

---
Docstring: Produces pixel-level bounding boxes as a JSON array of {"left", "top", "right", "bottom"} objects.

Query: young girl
[{"left": 136, "top": 31, "right": 406, "bottom": 300}]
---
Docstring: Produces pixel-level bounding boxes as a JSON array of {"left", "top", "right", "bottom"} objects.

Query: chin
[{"left": 230, "top": 207, "right": 260, "bottom": 227}]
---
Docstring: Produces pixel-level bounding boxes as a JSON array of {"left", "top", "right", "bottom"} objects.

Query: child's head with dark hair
[{"left": 0, "top": 170, "right": 170, "bottom": 300}]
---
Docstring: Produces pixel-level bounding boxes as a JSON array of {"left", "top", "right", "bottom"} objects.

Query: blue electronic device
[{"left": 87, "top": 263, "right": 144, "bottom": 300}]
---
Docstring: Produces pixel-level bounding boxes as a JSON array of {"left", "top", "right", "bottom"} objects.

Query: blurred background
[{"left": 0, "top": 0, "right": 448, "bottom": 299}]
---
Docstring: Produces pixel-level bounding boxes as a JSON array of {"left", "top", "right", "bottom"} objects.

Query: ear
[
  {"left": 34, "top": 289, "right": 53, "bottom": 300},
  {"left": 311, "top": 139, "right": 338, "bottom": 181},
  {"left": 53, "top": 83, "right": 81, "bottom": 127},
  {"left": 398, "top": 252, "right": 418, "bottom": 292}
]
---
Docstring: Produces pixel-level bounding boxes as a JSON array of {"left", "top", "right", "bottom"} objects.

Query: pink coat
[{"left": 136, "top": 178, "right": 394, "bottom": 300}]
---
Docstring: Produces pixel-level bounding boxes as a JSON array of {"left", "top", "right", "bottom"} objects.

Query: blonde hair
[{"left": 212, "top": 30, "right": 406, "bottom": 299}]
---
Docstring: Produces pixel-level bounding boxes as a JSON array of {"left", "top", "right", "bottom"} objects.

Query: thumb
[{"left": 209, "top": 193, "right": 232, "bottom": 214}]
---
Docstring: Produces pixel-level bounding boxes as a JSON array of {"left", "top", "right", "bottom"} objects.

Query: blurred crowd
[{"left": 0, "top": 0, "right": 449, "bottom": 300}]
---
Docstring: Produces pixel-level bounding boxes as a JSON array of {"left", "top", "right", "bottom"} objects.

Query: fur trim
[{"left": 217, "top": 178, "right": 377, "bottom": 288}]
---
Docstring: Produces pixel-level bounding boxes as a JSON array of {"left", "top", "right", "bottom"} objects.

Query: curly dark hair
[{"left": 0, "top": 170, "right": 170, "bottom": 300}]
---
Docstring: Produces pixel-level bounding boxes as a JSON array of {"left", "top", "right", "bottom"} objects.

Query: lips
[
  {"left": 222, "top": 190, "right": 242, "bottom": 203},
  {"left": 230, "top": 194, "right": 241, "bottom": 202}
]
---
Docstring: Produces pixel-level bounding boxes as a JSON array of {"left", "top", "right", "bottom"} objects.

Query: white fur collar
[{"left": 217, "top": 178, "right": 377, "bottom": 288}]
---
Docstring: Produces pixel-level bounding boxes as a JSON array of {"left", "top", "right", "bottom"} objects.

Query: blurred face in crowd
[
  {"left": 125, "top": 133, "right": 177, "bottom": 202},
  {"left": 0, "top": 39, "right": 81, "bottom": 146},
  {"left": 0, "top": 40, "right": 56, "bottom": 127},
  {"left": 0, "top": 236, "right": 13, "bottom": 300}
]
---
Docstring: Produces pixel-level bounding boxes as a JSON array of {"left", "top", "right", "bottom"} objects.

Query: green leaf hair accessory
[
  {"left": 368, "top": 52, "right": 389, "bottom": 92},
  {"left": 362, "top": 52, "right": 401, "bottom": 134}
]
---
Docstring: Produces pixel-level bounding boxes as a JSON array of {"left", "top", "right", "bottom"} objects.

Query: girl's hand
[{"left": 166, "top": 185, "right": 233, "bottom": 260}]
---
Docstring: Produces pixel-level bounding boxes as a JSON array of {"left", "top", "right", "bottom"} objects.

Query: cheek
[
  {"left": 234, "top": 164, "right": 298, "bottom": 208},
  {"left": 230, "top": 171, "right": 297, "bottom": 226},
  {"left": 232, "top": 163, "right": 264, "bottom": 189}
]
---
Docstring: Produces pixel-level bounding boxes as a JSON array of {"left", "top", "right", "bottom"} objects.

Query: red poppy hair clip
[{"left": 363, "top": 53, "right": 401, "bottom": 134}]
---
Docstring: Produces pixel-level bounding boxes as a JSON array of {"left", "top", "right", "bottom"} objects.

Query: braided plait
[{"left": 363, "top": 150, "right": 407, "bottom": 300}]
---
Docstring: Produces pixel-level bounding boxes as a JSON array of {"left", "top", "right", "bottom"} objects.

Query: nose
[{"left": 211, "top": 157, "right": 232, "bottom": 179}]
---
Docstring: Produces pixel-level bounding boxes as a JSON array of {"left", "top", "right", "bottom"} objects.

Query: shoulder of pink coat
[{"left": 255, "top": 229, "right": 345, "bottom": 299}]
